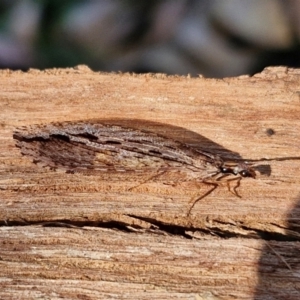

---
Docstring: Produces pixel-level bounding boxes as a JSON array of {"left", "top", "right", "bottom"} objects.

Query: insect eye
[
  {"left": 221, "top": 167, "right": 228, "bottom": 173},
  {"left": 221, "top": 167, "right": 236, "bottom": 175},
  {"left": 241, "top": 170, "right": 253, "bottom": 177}
]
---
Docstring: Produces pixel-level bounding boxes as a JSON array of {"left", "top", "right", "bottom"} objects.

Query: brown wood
[{"left": 0, "top": 65, "right": 300, "bottom": 299}]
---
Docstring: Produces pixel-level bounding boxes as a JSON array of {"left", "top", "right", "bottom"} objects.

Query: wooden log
[{"left": 0, "top": 65, "right": 300, "bottom": 299}]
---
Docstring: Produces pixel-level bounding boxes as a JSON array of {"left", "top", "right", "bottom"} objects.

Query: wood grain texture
[
  {"left": 1, "top": 226, "right": 298, "bottom": 300},
  {"left": 0, "top": 65, "right": 300, "bottom": 299}
]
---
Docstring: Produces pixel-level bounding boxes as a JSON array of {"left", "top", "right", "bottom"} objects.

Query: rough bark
[{"left": 0, "top": 66, "right": 300, "bottom": 299}]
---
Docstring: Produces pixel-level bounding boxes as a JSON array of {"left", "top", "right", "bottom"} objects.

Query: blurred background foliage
[{"left": 0, "top": 0, "right": 299, "bottom": 78}]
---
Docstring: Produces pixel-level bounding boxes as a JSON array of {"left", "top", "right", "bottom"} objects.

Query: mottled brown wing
[{"left": 13, "top": 121, "right": 220, "bottom": 178}]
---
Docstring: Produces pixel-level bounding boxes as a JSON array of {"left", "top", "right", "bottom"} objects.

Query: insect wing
[{"left": 13, "top": 122, "right": 218, "bottom": 176}]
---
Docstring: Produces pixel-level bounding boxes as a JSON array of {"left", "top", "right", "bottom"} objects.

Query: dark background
[{"left": 1, "top": 0, "right": 299, "bottom": 78}]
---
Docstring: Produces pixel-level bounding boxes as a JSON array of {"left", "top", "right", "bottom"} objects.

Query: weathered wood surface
[{"left": 0, "top": 66, "right": 300, "bottom": 299}]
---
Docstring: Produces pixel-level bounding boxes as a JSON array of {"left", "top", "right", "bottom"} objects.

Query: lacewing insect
[{"left": 13, "top": 121, "right": 257, "bottom": 214}]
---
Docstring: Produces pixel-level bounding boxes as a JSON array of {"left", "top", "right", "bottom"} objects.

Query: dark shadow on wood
[
  {"left": 254, "top": 193, "right": 300, "bottom": 299},
  {"left": 77, "top": 118, "right": 245, "bottom": 159}
]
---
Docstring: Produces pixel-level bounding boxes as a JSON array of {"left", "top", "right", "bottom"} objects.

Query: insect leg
[
  {"left": 127, "top": 170, "right": 168, "bottom": 191},
  {"left": 225, "top": 177, "right": 242, "bottom": 198},
  {"left": 187, "top": 181, "right": 219, "bottom": 216},
  {"left": 214, "top": 174, "right": 242, "bottom": 198}
]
